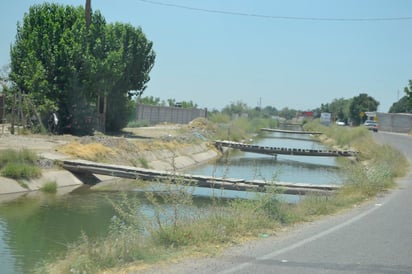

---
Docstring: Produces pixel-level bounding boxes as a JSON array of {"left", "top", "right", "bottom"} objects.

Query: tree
[
  {"left": 139, "top": 96, "right": 163, "bottom": 106},
  {"left": 92, "top": 22, "right": 155, "bottom": 132},
  {"left": 278, "top": 107, "right": 297, "bottom": 120},
  {"left": 9, "top": 3, "right": 155, "bottom": 134},
  {"left": 318, "top": 98, "right": 352, "bottom": 123},
  {"left": 261, "top": 105, "right": 278, "bottom": 118},
  {"left": 389, "top": 96, "right": 412, "bottom": 113},
  {"left": 403, "top": 80, "right": 412, "bottom": 111},
  {"left": 349, "top": 93, "right": 379, "bottom": 125},
  {"left": 10, "top": 4, "right": 102, "bottom": 134},
  {"left": 222, "top": 101, "right": 249, "bottom": 117}
]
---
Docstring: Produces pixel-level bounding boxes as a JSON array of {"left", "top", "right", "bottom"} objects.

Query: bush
[
  {"left": 0, "top": 148, "right": 38, "bottom": 166},
  {"left": 40, "top": 181, "right": 58, "bottom": 193},
  {"left": 0, "top": 149, "right": 41, "bottom": 179},
  {"left": 1, "top": 162, "right": 42, "bottom": 179}
]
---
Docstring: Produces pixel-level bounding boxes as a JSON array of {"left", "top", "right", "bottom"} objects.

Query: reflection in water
[
  {"left": 189, "top": 132, "right": 341, "bottom": 185},
  {"left": 0, "top": 219, "right": 16, "bottom": 274},
  {"left": 0, "top": 189, "right": 229, "bottom": 274},
  {"left": 189, "top": 153, "right": 341, "bottom": 186},
  {"left": 0, "top": 192, "right": 117, "bottom": 274}
]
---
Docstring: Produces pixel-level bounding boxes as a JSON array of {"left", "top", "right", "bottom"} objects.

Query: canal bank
[{"left": 0, "top": 124, "right": 222, "bottom": 197}]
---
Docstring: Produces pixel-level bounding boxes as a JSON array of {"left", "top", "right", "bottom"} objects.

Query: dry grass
[{"left": 58, "top": 142, "right": 115, "bottom": 161}]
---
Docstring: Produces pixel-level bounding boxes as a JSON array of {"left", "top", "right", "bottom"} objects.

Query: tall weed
[{"left": 0, "top": 148, "right": 40, "bottom": 179}]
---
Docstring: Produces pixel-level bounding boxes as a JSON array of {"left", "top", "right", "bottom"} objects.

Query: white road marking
[{"left": 220, "top": 204, "right": 381, "bottom": 273}]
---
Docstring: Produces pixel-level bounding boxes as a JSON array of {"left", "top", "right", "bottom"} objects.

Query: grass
[
  {"left": 40, "top": 181, "right": 58, "bottom": 193},
  {"left": 38, "top": 118, "right": 409, "bottom": 274},
  {"left": 210, "top": 117, "right": 279, "bottom": 141},
  {"left": 0, "top": 149, "right": 41, "bottom": 179}
]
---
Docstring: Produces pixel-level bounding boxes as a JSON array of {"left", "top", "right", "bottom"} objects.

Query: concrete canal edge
[{"left": 0, "top": 142, "right": 221, "bottom": 199}]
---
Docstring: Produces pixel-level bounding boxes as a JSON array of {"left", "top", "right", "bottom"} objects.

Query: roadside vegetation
[
  {"left": 0, "top": 149, "right": 41, "bottom": 180},
  {"left": 37, "top": 118, "right": 409, "bottom": 274}
]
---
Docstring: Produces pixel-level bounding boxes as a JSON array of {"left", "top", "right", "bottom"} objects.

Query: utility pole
[{"left": 85, "top": 0, "right": 91, "bottom": 29}]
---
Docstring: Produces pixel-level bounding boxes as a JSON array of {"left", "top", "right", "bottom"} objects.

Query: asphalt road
[{"left": 146, "top": 132, "right": 412, "bottom": 274}]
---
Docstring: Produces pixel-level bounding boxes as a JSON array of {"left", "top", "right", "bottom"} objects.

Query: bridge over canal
[
  {"left": 61, "top": 159, "right": 340, "bottom": 195},
  {"left": 260, "top": 128, "right": 323, "bottom": 135},
  {"left": 214, "top": 140, "right": 358, "bottom": 157}
]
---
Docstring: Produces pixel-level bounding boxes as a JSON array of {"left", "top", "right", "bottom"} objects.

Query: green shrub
[
  {"left": 40, "top": 181, "right": 57, "bottom": 193},
  {"left": 208, "top": 113, "right": 231, "bottom": 124},
  {"left": 1, "top": 162, "right": 41, "bottom": 179},
  {"left": 138, "top": 157, "right": 149, "bottom": 168},
  {"left": 0, "top": 149, "right": 40, "bottom": 179}
]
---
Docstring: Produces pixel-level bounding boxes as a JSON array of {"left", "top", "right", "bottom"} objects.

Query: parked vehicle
[{"left": 363, "top": 120, "right": 379, "bottom": 132}]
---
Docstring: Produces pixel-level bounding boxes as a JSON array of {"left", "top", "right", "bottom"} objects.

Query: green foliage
[
  {"left": 10, "top": 3, "right": 156, "bottom": 135},
  {"left": 0, "top": 149, "right": 41, "bottom": 179},
  {"left": 349, "top": 93, "right": 379, "bottom": 125},
  {"left": 1, "top": 162, "right": 41, "bottom": 179},
  {"left": 304, "top": 119, "right": 368, "bottom": 147},
  {"left": 318, "top": 98, "right": 352, "bottom": 123},
  {"left": 138, "top": 157, "right": 149, "bottom": 168},
  {"left": 389, "top": 96, "right": 412, "bottom": 113},
  {"left": 221, "top": 100, "right": 249, "bottom": 117},
  {"left": 261, "top": 105, "right": 279, "bottom": 118},
  {"left": 208, "top": 112, "right": 231, "bottom": 124},
  {"left": 277, "top": 107, "right": 298, "bottom": 120},
  {"left": 138, "top": 96, "right": 163, "bottom": 106},
  {"left": 40, "top": 181, "right": 57, "bottom": 193},
  {"left": 145, "top": 180, "right": 196, "bottom": 247},
  {"left": 404, "top": 80, "right": 412, "bottom": 109}
]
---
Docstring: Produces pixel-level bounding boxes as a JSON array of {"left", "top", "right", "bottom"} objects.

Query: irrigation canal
[
  {"left": 62, "top": 159, "right": 339, "bottom": 195},
  {"left": 0, "top": 130, "right": 344, "bottom": 273}
]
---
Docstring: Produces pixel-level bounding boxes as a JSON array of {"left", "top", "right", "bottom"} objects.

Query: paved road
[{"left": 145, "top": 132, "right": 412, "bottom": 274}]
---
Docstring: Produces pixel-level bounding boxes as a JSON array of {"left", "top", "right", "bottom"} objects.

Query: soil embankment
[{"left": 0, "top": 122, "right": 221, "bottom": 198}]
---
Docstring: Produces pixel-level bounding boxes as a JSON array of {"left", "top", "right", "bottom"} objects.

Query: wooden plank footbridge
[
  {"left": 214, "top": 140, "right": 358, "bottom": 157},
  {"left": 61, "top": 159, "right": 340, "bottom": 195},
  {"left": 261, "top": 128, "right": 323, "bottom": 135}
]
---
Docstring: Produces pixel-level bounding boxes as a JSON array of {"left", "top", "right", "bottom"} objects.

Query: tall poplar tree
[{"left": 9, "top": 3, "right": 155, "bottom": 134}]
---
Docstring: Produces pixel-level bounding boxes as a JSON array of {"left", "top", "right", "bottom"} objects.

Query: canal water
[{"left": 0, "top": 131, "right": 342, "bottom": 273}]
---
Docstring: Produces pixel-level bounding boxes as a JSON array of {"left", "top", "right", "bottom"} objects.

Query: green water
[
  {"left": 0, "top": 185, "right": 219, "bottom": 274},
  {"left": 0, "top": 187, "right": 119, "bottom": 274}
]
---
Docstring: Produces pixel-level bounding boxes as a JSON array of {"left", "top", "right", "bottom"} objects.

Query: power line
[{"left": 137, "top": 0, "right": 412, "bottom": 22}]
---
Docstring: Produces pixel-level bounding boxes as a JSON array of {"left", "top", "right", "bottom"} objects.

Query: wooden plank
[
  {"left": 261, "top": 128, "right": 322, "bottom": 135},
  {"left": 61, "top": 159, "right": 340, "bottom": 195},
  {"left": 214, "top": 140, "right": 358, "bottom": 157}
]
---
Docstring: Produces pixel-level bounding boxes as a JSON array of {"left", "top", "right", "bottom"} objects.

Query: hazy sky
[{"left": 1, "top": 0, "right": 412, "bottom": 112}]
